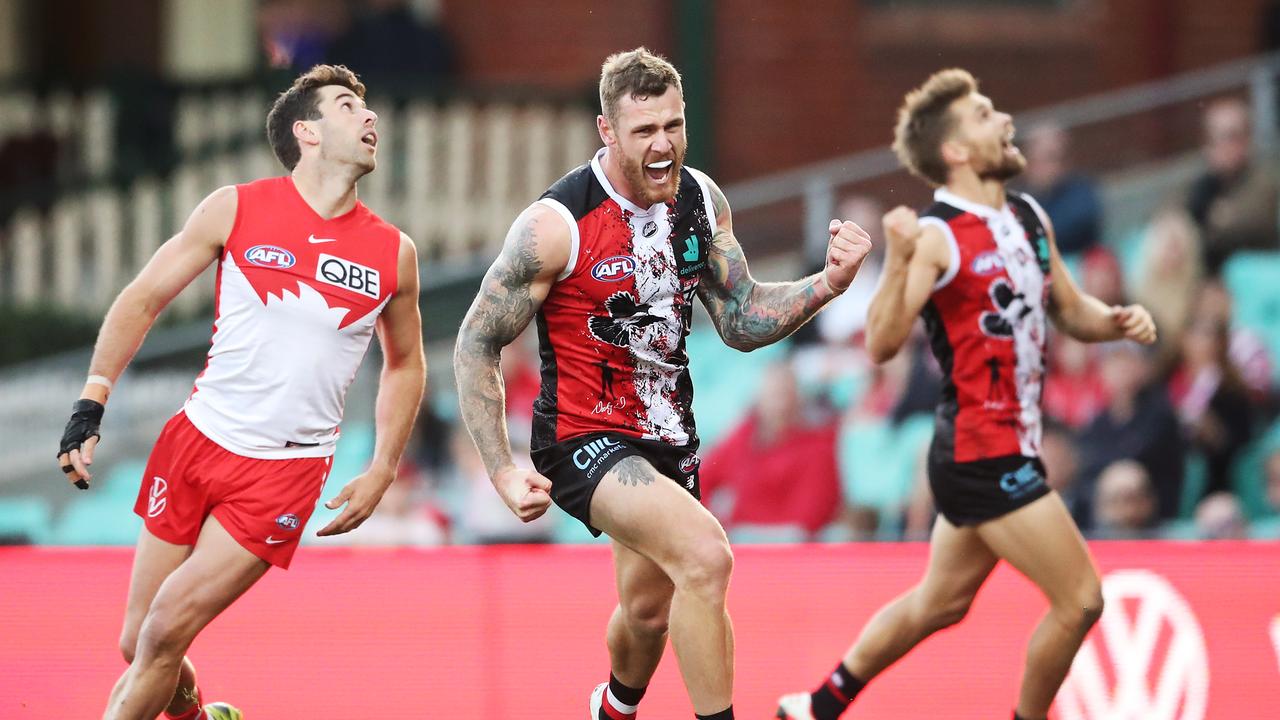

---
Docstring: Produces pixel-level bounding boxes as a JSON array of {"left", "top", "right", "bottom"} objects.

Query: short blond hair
[
  {"left": 892, "top": 69, "right": 977, "bottom": 186},
  {"left": 599, "top": 47, "right": 683, "bottom": 124}
]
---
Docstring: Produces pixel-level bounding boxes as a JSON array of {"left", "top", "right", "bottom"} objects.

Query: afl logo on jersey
[
  {"left": 971, "top": 251, "right": 1005, "bottom": 276},
  {"left": 592, "top": 255, "right": 636, "bottom": 282},
  {"left": 679, "top": 454, "right": 700, "bottom": 474},
  {"left": 244, "top": 245, "right": 296, "bottom": 269}
]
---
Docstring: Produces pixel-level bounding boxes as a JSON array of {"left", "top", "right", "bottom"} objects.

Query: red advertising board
[{"left": 1, "top": 542, "right": 1276, "bottom": 718}]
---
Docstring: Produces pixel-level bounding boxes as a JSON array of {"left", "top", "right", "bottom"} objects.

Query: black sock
[
  {"left": 694, "top": 707, "right": 733, "bottom": 720},
  {"left": 1013, "top": 713, "right": 1042, "bottom": 720},
  {"left": 598, "top": 673, "right": 646, "bottom": 719},
  {"left": 809, "top": 662, "right": 865, "bottom": 720}
]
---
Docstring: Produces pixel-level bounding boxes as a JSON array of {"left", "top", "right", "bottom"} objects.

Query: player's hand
[
  {"left": 316, "top": 467, "right": 395, "bottom": 536},
  {"left": 1111, "top": 304, "right": 1157, "bottom": 345},
  {"left": 822, "top": 219, "right": 874, "bottom": 294},
  {"left": 57, "top": 399, "right": 104, "bottom": 490},
  {"left": 882, "top": 206, "right": 924, "bottom": 263},
  {"left": 493, "top": 466, "right": 553, "bottom": 523}
]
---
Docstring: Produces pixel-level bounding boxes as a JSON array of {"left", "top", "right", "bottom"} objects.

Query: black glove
[{"left": 58, "top": 399, "right": 104, "bottom": 490}]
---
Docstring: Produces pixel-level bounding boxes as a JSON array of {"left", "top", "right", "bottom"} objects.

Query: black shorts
[
  {"left": 927, "top": 454, "right": 1051, "bottom": 526},
  {"left": 531, "top": 432, "right": 701, "bottom": 537}
]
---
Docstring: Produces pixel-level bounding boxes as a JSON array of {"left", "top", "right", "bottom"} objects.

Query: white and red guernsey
[
  {"left": 531, "top": 149, "right": 716, "bottom": 451},
  {"left": 920, "top": 188, "right": 1053, "bottom": 464},
  {"left": 183, "top": 176, "right": 400, "bottom": 459}
]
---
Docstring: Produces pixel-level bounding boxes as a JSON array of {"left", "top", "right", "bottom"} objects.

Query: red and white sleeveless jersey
[
  {"left": 920, "top": 188, "right": 1053, "bottom": 464},
  {"left": 183, "top": 176, "right": 400, "bottom": 459},
  {"left": 530, "top": 149, "right": 716, "bottom": 450}
]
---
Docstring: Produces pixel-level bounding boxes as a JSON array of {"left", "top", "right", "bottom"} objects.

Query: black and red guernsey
[
  {"left": 530, "top": 149, "right": 716, "bottom": 451},
  {"left": 920, "top": 188, "right": 1053, "bottom": 465}
]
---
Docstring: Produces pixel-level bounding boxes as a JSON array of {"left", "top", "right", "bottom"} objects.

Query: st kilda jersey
[
  {"left": 920, "top": 188, "right": 1053, "bottom": 465},
  {"left": 530, "top": 148, "right": 716, "bottom": 451}
]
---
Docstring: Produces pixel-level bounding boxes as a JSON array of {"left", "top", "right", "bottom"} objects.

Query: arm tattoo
[
  {"left": 454, "top": 217, "right": 544, "bottom": 477},
  {"left": 612, "top": 456, "right": 656, "bottom": 486},
  {"left": 698, "top": 181, "right": 827, "bottom": 351}
]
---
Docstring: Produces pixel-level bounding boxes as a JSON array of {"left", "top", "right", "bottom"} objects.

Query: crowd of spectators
[{"left": 321, "top": 96, "right": 1280, "bottom": 547}]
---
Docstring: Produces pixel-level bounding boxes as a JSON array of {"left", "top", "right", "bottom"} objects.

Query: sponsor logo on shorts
[
  {"left": 145, "top": 476, "right": 168, "bottom": 517},
  {"left": 573, "top": 437, "right": 621, "bottom": 470},
  {"left": 679, "top": 454, "right": 700, "bottom": 474},
  {"left": 999, "top": 461, "right": 1045, "bottom": 499},
  {"left": 275, "top": 513, "right": 300, "bottom": 530},
  {"left": 591, "top": 256, "right": 636, "bottom": 283},
  {"left": 971, "top": 250, "right": 1005, "bottom": 276},
  {"left": 316, "top": 253, "right": 380, "bottom": 299},
  {"left": 642, "top": 220, "right": 658, "bottom": 237},
  {"left": 244, "top": 245, "right": 296, "bottom": 269},
  {"left": 264, "top": 536, "right": 288, "bottom": 545}
]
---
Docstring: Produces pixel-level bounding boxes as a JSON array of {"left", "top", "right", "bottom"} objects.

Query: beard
[
  {"left": 618, "top": 145, "right": 685, "bottom": 206},
  {"left": 978, "top": 147, "right": 1026, "bottom": 182}
]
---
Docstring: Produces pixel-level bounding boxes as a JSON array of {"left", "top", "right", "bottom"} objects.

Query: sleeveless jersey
[
  {"left": 531, "top": 148, "right": 716, "bottom": 451},
  {"left": 183, "top": 176, "right": 401, "bottom": 459},
  {"left": 920, "top": 188, "right": 1053, "bottom": 464}
]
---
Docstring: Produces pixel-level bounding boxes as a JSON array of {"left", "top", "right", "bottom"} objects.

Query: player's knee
[
  {"left": 135, "top": 604, "right": 198, "bottom": 661},
  {"left": 623, "top": 593, "right": 672, "bottom": 638},
  {"left": 673, "top": 536, "right": 734, "bottom": 598},
  {"left": 1055, "top": 582, "right": 1105, "bottom": 631},
  {"left": 927, "top": 593, "right": 975, "bottom": 631},
  {"left": 118, "top": 629, "right": 138, "bottom": 664}
]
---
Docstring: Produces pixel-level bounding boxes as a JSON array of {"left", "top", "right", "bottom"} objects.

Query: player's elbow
[{"left": 864, "top": 331, "right": 900, "bottom": 364}]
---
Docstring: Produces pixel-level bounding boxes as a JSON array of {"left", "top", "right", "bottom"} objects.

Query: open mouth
[
  {"left": 1001, "top": 128, "right": 1017, "bottom": 154},
  {"left": 645, "top": 159, "right": 673, "bottom": 183},
  {"left": 361, "top": 131, "right": 378, "bottom": 148}
]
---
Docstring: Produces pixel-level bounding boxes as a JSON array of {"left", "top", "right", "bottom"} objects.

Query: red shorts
[{"left": 134, "top": 411, "right": 331, "bottom": 569}]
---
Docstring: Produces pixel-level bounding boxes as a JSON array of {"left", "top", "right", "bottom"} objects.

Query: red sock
[{"left": 164, "top": 685, "right": 203, "bottom": 720}]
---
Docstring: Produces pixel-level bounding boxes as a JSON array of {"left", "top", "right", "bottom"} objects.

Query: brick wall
[{"left": 442, "top": 0, "right": 1272, "bottom": 182}]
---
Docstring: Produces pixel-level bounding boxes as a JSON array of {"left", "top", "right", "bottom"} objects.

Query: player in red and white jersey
[
  {"left": 455, "top": 49, "right": 872, "bottom": 720},
  {"left": 56, "top": 65, "right": 425, "bottom": 720},
  {"left": 778, "top": 70, "right": 1156, "bottom": 720}
]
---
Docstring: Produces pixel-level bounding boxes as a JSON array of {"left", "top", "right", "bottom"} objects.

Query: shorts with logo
[
  {"left": 927, "top": 453, "right": 1051, "bottom": 526},
  {"left": 134, "top": 411, "right": 331, "bottom": 569},
  {"left": 531, "top": 432, "right": 702, "bottom": 537}
]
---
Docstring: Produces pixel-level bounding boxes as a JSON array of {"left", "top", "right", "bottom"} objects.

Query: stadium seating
[
  {"left": 838, "top": 413, "right": 934, "bottom": 536},
  {"left": 0, "top": 496, "right": 53, "bottom": 545},
  {"left": 1223, "top": 252, "right": 1280, "bottom": 381}
]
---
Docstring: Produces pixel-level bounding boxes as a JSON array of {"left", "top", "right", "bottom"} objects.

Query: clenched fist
[
  {"left": 493, "top": 466, "right": 553, "bottom": 522},
  {"left": 882, "top": 206, "right": 924, "bottom": 262},
  {"left": 823, "top": 219, "right": 874, "bottom": 293}
]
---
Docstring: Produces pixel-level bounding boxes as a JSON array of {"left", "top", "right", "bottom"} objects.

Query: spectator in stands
[
  {"left": 409, "top": 388, "right": 453, "bottom": 475},
  {"left": 1193, "top": 491, "right": 1248, "bottom": 540},
  {"left": 1041, "top": 420, "right": 1082, "bottom": 515},
  {"left": 1196, "top": 278, "right": 1274, "bottom": 403},
  {"left": 328, "top": 462, "right": 450, "bottom": 545},
  {"left": 1090, "top": 460, "right": 1160, "bottom": 539},
  {"left": 1043, "top": 332, "right": 1108, "bottom": 430},
  {"left": 327, "top": 0, "right": 456, "bottom": 87},
  {"left": 1076, "top": 343, "right": 1183, "bottom": 527},
  {"left": 1168, "top": 317, "right": 1254, "bottom": 497},
  {"left": 1018, "top": 122, "right": 1104, "bottom": 255},
  {"left": 1186, "top": 97, "right": 1280, "bottom": 275},
  {"left": 1134, "top": 208, "right": 1205, "bottom": 373},
  {"left": 811, "top": 195, "right": 886, "bottom": 344},
  {"left": 258, "top": 0, "right": 347, "bottom": 70},
  {"left": 1079, "top": 246, "right": 1127, "bottom": 308},
  {"left": 700, "top": 361, "right": 841, "bottom": 537},
  {"left": 446, "top": 425, "right": 553, "bottom": 544},
  {"left": 500, "top": 331, "right": 542, "bottom": 425}
]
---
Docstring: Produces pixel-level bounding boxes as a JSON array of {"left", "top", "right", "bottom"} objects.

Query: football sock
[
  {"left": 599, "top": 673, "right": 646, "bottom": 719},
  {"left": 810, "top": 662, "right": 865, "bottom": 720},
  {"left": 163, "top": 684, "right": 202, "bottom": 720},
  {"left": 695, "top": 707, "right": 733, "bottom": 720}
]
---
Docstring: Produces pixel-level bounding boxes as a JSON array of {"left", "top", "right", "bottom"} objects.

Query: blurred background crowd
[{"left": 2, "top": 0, "right": 1280, "bottom": 548}]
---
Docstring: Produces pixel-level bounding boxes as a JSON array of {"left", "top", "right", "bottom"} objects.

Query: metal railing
[{"left": 723, "top": 51, "right": 1280, "bottom": 261}]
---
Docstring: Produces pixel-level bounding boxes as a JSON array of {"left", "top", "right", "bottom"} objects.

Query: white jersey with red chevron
[{"left": 182, "top": 177, "right": 400, "bottom": 459}]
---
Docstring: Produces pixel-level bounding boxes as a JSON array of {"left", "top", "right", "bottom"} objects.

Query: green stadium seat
[
  {"left": 728, "top": 524, "right": 807, "bottom": 544},
  {"left": 838, "top": 413, "right": 934, "bottom": 534},
  {"left": 1222, "top": 252, "right": 1280, "bottom": 382},
  {"left": 0, "top": 496, "right": 54, "bottom": 544},
  {"left": 100, "top": 459, "right": 149, "bottom": 501},
  {"left": 1178, "top": 453, "right": 1208, "bottom": 520},
  {"left": 51, "top": 495, "right": 142, "bottom": 546},
  {"left": 1227, "top": 420, "right": 1280, "bottom": 520},
  {"left": 1249, "top": 515, "right": 1280, "bottom": 539}
]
